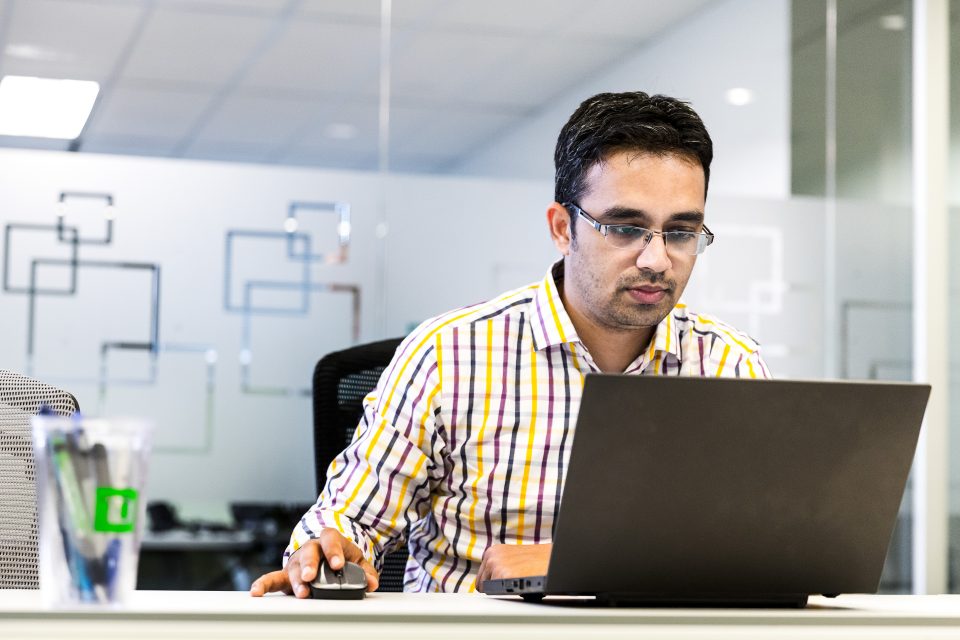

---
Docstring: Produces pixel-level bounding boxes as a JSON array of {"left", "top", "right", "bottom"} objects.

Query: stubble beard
[{"left": 569, "top": 255, "right": 678, "bottom": 333}]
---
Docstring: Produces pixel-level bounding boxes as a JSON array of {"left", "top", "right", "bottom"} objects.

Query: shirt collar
[
  {"left": 530, "top": 261, "right": 580, "bottom": 352},
  {"left": 530, "top": 260, "right": 684, "bottom": 363},
  {"left": 641, "top": 302, "right": 684, "bottom": 364}
]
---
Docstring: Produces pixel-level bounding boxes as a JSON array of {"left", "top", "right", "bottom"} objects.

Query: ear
[{"left": 547, "top": 202, "right": 573, "bottom": 255}]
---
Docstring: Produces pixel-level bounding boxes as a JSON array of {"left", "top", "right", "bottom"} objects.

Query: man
[{"left": 250, "top": 91, "right": 769, "bottom": 598}]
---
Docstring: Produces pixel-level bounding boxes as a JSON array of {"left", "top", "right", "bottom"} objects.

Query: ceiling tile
[
  {"left": 239, "top": 21, "right": 380, "bottom": 96},
  {"left": 121, "top": 6, "right": 272, "bottom": 84},
  {"left": 390, "top": 29, "right": 522, "bottom": 105},
  {"left": 391, "top": 106, "right": 519, "bottom": 159},
  {"left": 556, "top": 0, "right": 714, "bottom": 40},
  {"left": 469, "top": 38, "right": 624, "bottom": 109},
  {"left": 389, "top": 152, "right": 457, "bottom": 174},
  {"left": 85, "top": 84, "right": 215, "bottom": 139},
  {"left": 2, "top": 0, "right": 145, "bottom": 82},
  {"left": 426, "top": 0, "right": 576, "bottom": 34},
  {"left": 297, "top": 0, "right": 440, "bottom": 26},
  {"left": 190, "top": 94, "right": 328, "bottom": 146},
  {"left": 297, "top": 0, "right": 381, "bottom": 22},
  {"left": 152, "top": 0, "right": 292, "bottom": 15},
  {"left": 279, "top": 99, "right": 379, "bottom": 167},
  {"left": 289, "top": 100, "right": 379, "bottom": 148}
]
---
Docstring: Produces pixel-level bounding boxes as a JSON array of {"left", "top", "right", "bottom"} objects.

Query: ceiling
[{"left": 0, "top": 0, "right": 714, "bottom": 173}]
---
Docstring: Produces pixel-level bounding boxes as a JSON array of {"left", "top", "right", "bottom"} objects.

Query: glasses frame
[{"left": 563, "top": 202, "right": 715, "bottom": 256}]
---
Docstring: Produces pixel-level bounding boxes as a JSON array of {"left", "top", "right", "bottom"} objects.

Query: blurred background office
[{"left": 0, "top": 0, "right": 954, "bottom": 593}]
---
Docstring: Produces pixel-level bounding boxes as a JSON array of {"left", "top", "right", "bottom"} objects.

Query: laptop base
[
  {"left": 592, "top": 593, "right": 809, "bottom": 608},
  {"left": 511, "top": 593, "right": 809, "bottom": 608},
  {"left": 483, "top": 577, "right": 811, "bottom": 608}
]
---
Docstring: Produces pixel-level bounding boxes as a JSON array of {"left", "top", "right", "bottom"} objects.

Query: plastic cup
[{"left": 32, "top": 414, "right": 152, "bottom": 608}]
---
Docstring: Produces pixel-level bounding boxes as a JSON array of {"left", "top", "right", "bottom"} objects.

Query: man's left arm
[{"left": 477, "top": 543, "right": 553, "bottom": 590}]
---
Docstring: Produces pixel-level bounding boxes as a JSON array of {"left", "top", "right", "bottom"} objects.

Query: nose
[{"left": 635, "top": 233, "right": 672, "bottom": 273}]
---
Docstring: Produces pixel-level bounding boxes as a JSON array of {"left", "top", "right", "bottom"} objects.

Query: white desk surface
[{"left": 2, "top": 590, "right": 960, "bottom": 640}]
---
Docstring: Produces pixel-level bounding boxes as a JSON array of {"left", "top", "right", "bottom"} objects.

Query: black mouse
[{"left": 309, "top": 560, "right": 367, "bottom": 600}]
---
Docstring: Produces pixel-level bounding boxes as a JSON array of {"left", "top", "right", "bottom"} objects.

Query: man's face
[{"left": 563, "top": 150, "right": 706, "bottom": 333}]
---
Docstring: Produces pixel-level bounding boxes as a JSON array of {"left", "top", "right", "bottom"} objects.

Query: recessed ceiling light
[
  {"left": 0, "top": 75, "right": 100, "bottom": 139},
  {"left": 725, "top": 87, "right": 754, "bottom": 106},
  {"left": 880, "top": 14, "right": 906, "bottom": 31},
  {"left": 323, "top": 123, "right": 357, "bottom": 140},
  {"left": 5, "top": 44, "right": 71, "bottom": 62}
]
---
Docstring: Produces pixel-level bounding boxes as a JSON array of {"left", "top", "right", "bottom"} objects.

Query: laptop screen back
[{"left": 545, "top": 376, "right": 929, "bottom": 598}]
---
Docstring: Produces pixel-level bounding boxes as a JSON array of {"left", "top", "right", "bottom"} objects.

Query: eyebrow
[{"left": 598, "top": 206, "right": 705, "bottom": 225}]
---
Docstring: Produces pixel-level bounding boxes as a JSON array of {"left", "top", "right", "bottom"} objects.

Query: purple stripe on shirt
[
  {"left": 533, "top": 346, "right": 556, "bottom": 542},
  {"left": 698, "top": 336, "right": 705, "bottom": 376}
]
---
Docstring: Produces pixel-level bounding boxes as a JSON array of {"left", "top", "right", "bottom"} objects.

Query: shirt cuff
[{"left": 282, "top": 511, "right": 377, "bottom": 569}]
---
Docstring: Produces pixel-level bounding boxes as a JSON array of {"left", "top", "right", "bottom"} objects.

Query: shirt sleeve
[
  {"left": 742, "top": 348, "right": 772, "bottom": 379},
  {"left": 283, "top": 327, "right": 447, "bottom": 571},
  {"left": 708, "top": 336, "right": 772, "bottom": 379}
]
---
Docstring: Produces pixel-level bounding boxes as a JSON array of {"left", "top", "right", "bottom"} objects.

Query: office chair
[
  {"left": 0, "top": 369, "right": 79, "bottom": 589},
  {"left": 312, "top": 337, "right": 407, "bottom": 592}
]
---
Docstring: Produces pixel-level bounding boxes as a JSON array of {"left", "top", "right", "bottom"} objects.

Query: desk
[{"left": 2, "top": 591, "right": 960, "bottom": 639}]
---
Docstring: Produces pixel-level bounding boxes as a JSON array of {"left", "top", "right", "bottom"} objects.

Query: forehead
[{"left": 582, "top": 150, "right": 706, "bottom": 210}]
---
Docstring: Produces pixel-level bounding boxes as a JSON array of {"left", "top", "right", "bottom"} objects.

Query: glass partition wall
[
  {"left": 792, "top": 0, "right": 914, "bottom": 592},
  {"left": 948, "top": 0, "right": 960, "bottom": 593}
]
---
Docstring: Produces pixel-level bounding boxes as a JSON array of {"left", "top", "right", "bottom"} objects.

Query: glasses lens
[
  {"left": 605, "top": 225, "right": 649, "bottom": 249},
  {"left": 603, "top": 226, "right": 712, "bottom": 255},
  {"left": 664, "top": 232, "right": 702, "bottom": 256}
]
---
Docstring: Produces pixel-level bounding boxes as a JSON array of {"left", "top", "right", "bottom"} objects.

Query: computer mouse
[{"left": 309, "top": 560, "right": 367, "bottom": 600}]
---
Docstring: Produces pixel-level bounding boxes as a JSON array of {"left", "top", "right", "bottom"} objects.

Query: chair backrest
[
  {"left": 312, "top": 337, "right": 405, "bottom": 592},
  {"left": 0, "top": 369, "right": 79, "bottom": 589}
]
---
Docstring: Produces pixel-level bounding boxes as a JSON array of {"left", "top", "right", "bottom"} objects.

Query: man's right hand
[{"left": 249, "top": 528, "right": 379, "bottom": 598}]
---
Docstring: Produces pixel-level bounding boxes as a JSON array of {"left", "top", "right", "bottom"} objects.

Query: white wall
[
  {"left": 0, "top": 149, "right": 556, "bottom": 507},
  {"left": 449, "top": 0, "right": 791, "bottom": 201}
]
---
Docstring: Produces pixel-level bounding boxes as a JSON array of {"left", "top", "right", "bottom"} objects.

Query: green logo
[{"left": 93, "top": 487, "right": 139, "bottom": 533}]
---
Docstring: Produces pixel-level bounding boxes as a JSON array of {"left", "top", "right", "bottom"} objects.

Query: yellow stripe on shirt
[
  {"left": 715, "top": 344, "right": 731, "bottom": 377},
  {"left": 515, "top": 341, "right": 539, "bottom": 542}
]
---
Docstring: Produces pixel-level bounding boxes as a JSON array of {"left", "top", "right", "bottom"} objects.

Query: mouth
[{"left": 625, "top": 285, "right": 669, "bottom": 305}]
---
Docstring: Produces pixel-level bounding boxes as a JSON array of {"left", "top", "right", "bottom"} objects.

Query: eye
[
  {"left": 666, "top": 230, "right": 698, "bottom": 241},
  {"left": 607, "top": 225, "right": 647, "bottom": 239}
]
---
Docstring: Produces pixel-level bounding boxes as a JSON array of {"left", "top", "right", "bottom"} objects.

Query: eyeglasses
[{"left": 564, "top": 202, "right": 715, "bottom": 256}]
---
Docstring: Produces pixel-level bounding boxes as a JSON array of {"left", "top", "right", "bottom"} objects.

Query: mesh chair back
[
  {"left": 0, "top": 369, "right": 79, "bottom": 589},
  {"left": 312, "top": 338, "right": 407, "bottom": 592}
]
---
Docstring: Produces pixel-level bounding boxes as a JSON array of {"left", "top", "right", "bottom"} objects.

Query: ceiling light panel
[{"left": 0, "top": 75, "right": 99, "bottom": 139}]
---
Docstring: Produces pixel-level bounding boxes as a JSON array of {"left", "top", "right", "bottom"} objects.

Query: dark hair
[{"left": 554, "top": 91, "right": 713, "bottom": 236}]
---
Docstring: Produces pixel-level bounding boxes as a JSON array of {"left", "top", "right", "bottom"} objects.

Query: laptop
[{"left": 480, "top": 375, "right": 930, "bottom": 607}]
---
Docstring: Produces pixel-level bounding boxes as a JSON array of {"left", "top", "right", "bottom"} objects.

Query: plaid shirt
[{"left": 285, "top": 261, "right": 770, "bottom": 591}]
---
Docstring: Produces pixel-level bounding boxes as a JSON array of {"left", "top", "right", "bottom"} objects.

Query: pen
[
  {"left": 50, "top": 437, "right": 91, "bottom": 540},
  {"left": 93, "top": 442, "right": 118, "bottom": 601},
  {"left": 49, "top": 433, "right": 100, "bottom": 601},
  {"left": 104, "top": 538, "right": 121, "bottom": 600}
]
